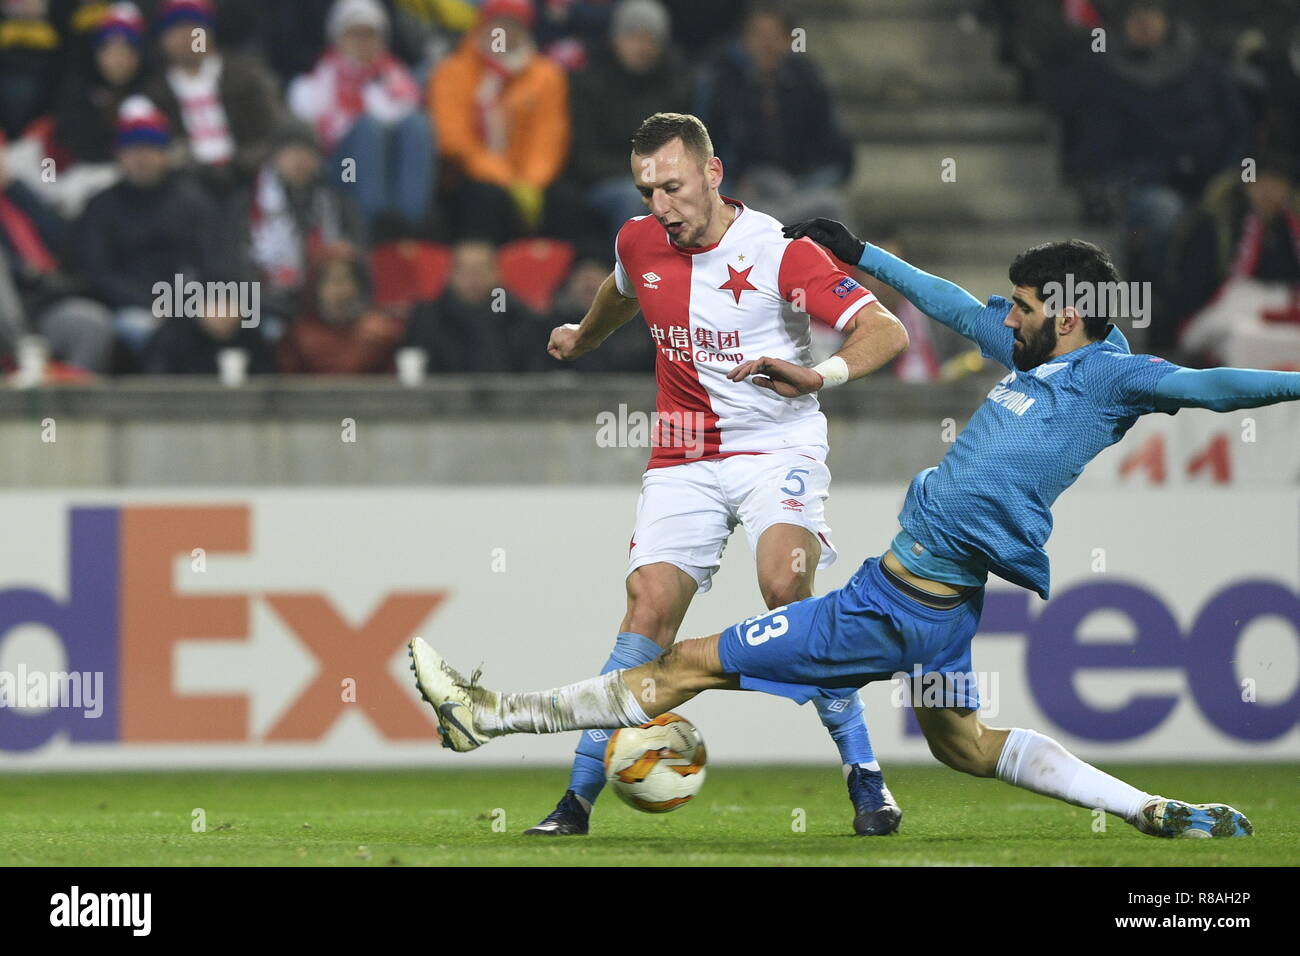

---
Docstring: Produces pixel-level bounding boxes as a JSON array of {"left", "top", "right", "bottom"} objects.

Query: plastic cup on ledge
[
  {"left": 396, "top": 347, "right": 427, "bottom": 387},
  {"left": 218, "top": 348, "right": 249, "bottom": 388},
  {"left": 15, "top": 335, "right": 49, "bottom": 388}
]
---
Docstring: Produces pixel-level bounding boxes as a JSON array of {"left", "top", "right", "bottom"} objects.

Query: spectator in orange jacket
[{"left": 429, "top": 0, "right": 570, "bottom": 242}]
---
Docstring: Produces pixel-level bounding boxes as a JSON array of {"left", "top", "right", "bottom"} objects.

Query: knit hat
[
  {"left": 115, "top": 95, "right": 170, "bottom": 148},
  {"left": 611, "top": 0, "right": 670, "bottom": 42},
  {"left": 327, "top": 0, "right": 390, "bottom": 40},
  {"left": 155, "top": 0, "right": 214, "bottom": 32},
  {"left": 96, "top": 2, "right": 145, "bottom": 47},
  {"left": 480, "top": 0, "right": 535, "bottom": 31}
]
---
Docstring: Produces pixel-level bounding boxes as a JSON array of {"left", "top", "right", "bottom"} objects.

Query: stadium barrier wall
[
  {"left": 1, "top": 485, "right": 1296, "bottom": 768},
  {"left": 1, "top": 378, "right": 1297, "bottom": 486}
]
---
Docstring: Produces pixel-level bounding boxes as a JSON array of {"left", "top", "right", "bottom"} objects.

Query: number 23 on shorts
[{"left": 742, "top": 606, "right": 789, "bottom": 646}]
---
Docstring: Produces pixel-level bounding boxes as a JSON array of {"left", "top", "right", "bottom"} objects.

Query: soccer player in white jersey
[{"left": 528, "top": 113, "right": 910, "bottom": 836}]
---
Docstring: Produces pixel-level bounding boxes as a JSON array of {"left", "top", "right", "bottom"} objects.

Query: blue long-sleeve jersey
[{"left": 858, "top": 243, "right": 1300, "bottom": 599}]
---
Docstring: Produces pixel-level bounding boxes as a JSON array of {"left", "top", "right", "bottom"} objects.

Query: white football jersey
[{"left": 614, "top": 197, "right": 875, "bottom": 469}]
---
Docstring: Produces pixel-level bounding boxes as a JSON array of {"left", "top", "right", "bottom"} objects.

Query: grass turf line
[{"left": 0, "top": 764, "right": 1294, "bottom": 866}]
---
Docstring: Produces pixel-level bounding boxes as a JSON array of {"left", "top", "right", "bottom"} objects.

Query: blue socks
[
  {"left": 814, "top": 693, "right": 880, "bottom": 770},
  {"left": 567, "top": 631, "right": 663, "bottom": 805}
]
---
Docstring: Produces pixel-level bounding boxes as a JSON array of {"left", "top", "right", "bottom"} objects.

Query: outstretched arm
[
  {"left": 784, "top": 218, "right": 1013, "bottom": 366},
  {"left": 1152, "top": 367, "right": 1300, "bottom": 413}
]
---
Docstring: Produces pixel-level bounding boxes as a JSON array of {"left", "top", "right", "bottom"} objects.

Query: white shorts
[{"left": 627, "top": 449, "right": 838, "bottom": 593}]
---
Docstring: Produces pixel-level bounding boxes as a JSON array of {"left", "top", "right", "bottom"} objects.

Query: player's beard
[
  {"left": 665, "top": 213, "right": 702, "bottom": 247},
  {"left": 1012, "top": 320, "right": 1058, "bottom": 371},
  {"left": 666, "top": 199, "right": 720, "bottom": 248}
]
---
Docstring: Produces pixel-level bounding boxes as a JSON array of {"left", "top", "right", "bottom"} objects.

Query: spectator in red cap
[
  {"left": 429, "top": 0, "right": 571, "bottom": 242},
  {"left": 146, "top": 0, "right": 283, "bottom": 195},
  {"left": 287, "top": 0, "right": 435, "bottom": 237}
]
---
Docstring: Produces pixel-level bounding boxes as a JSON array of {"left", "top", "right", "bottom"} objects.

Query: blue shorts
[{"left": 717, "top": 555, "right": 986, "bottom": 708}]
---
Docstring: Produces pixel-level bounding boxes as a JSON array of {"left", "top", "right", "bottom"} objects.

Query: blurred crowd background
[{"left": 0, "top": 0, "right": 1296, "bottom": 381}]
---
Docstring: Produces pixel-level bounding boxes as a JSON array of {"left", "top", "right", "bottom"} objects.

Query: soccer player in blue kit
[{"left": 410, "top": 219, "right": 1300, "bottom": 838}]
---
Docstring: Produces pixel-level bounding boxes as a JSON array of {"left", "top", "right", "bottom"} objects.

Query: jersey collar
[
  {"left": 1102, "top": 322, "right": 1131, "bottom": 354},
  {"left": 1052, "top": 323, "right": 1133, "bottom": 368}
]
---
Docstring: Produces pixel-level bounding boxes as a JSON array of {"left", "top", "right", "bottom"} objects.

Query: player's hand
[
  {"left": 728, "top": 356, "right": 825, "bottom": 397},
  {"left": 782, "top": 218, "right": 866, "bottom": 267},
  {"left": 547, "top": 323, "right": 589, "bottom": 361}
]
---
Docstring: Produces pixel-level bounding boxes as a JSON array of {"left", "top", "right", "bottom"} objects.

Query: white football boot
[
  {"left": 1133, "top": 796, "right": 1254, "bottom": 838},
  {"left": 408, "top": 637, "right": 498, "bottom": 752}
]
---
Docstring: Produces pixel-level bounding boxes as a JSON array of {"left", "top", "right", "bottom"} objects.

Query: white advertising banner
[
  {"left": 0, "top": 486, "right": 1296, "bottom": 768},
  {"left": 1082, "top": 401, "right": 1300, "bottom": 487}
]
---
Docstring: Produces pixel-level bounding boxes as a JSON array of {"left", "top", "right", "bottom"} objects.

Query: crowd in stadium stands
[
  {"left": 3, "top": 0, "right": 1296, "bottom": 379},
  {"left": 987, "top": 0, "right": 1300, "bottom": 367},
  {"left": 1, "top": 0, "right": 865, "bottom": 378}
]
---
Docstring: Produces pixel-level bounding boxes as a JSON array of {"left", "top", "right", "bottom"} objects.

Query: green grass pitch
[{"left": 1, "top": 764, "right": 1295, "bottom": 866}]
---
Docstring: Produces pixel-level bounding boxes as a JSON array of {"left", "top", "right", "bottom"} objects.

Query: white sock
[
  {"left": 995, "top": 728, "right": 1150, "bottom": 822},
  {"left": 478, "top": 671, "right": 650, "bottom": 735},
  {"left": 841, "top": 761, "right": 881, "bottom": 777}
]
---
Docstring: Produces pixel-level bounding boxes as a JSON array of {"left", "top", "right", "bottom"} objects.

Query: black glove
[{"left": 781, "top": 218, "right": 865, "bottom": 267}]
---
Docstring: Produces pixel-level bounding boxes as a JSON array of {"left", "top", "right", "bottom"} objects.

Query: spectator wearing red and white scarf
[
  {"left": 146, "top": 0, "right": 283, "bottom": 194},
  {"left": 288, "top": 0, "right": 435, "bottom": 236},
  {"left": 247, "top": 119, "right": 367, "bottom": 328},
  {"left": 1170, "top": 155, "right": 1300, "bottom": 362}
]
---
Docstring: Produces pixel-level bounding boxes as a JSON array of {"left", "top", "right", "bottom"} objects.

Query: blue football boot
[
  {"left": 847, "top": 766, "right": 902, "bottom": 836},
  {"left": 523, "top": 790, "right": 591, "bottom": 836}
]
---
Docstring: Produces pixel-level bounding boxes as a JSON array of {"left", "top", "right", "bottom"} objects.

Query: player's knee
[
  {"left": 758, "top": 571, "right": 812, "bottom": 609},
  {"left": 624, "top": 574, "right": 684, "bottom": 646},
  {"left": 623, "top": 609, "right": 675, "bottom": 648}
]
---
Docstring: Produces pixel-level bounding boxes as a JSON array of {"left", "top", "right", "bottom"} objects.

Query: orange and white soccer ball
[{"left": 604, "top": 713, "right": 707, "bottom": 813}]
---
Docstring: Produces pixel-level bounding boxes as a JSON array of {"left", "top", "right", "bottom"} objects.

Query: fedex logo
[
  {"left": 902, "top": 579, "right": 1300, "bottom": 742},
  {"left": 0, "top": 506, "right": 441, "bottom": 753}
]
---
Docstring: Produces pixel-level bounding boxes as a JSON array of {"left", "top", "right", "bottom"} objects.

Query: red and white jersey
[{"left": 614, "top": 197, "right": 876, "bottom": 469}]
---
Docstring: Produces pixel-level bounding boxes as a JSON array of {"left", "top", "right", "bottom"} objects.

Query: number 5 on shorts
[{"left": 781, "top": 468, "right": 811, "bottom": 496}]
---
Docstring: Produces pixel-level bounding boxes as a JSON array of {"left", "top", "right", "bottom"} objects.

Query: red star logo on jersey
[{"left": 719, "top": 264, "right": 757, "bottom": 303}]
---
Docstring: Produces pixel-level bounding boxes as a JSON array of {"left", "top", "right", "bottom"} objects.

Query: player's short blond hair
[{"left": 630, "top": 113, "right": 715, "bottom": 167}]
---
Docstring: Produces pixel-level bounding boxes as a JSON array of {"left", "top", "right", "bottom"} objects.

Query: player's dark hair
[
  {"left": 631, "top": 113, "right": 714, "bottom": 165},
  {"left": 1008, "top": 239, "right": 1120, "bottom": 340}
]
